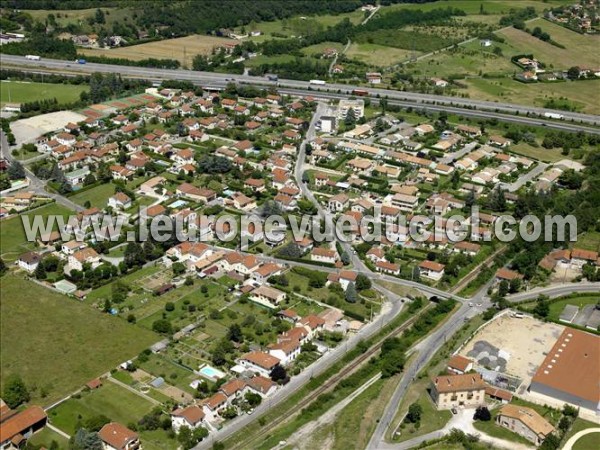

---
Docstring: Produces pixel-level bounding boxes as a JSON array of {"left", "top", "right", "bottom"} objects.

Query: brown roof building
[
  {"left": 496, "top": 404, "right": 555, "bottom": 445},
  {"left": 98, "top": 422, "right": 140, "bottom": 450},
  {"left": 530, "top": 328, "right": 600, "bottom": 412},
  {"left": 0, "top": 405, "right": 47, "bottom": 448}
]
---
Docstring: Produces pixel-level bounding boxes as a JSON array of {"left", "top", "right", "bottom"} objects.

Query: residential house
[
  {"left": 69, "top": 247, "right": 101, "bottom": 272},
  {"left": 250, "top": 285, "right": 286, "bottom": 308},
  {"left": 419, "top": 260, "right": 445, "bottom": 281},
  {"left": 496, "top": 405, "right": 555, "bottom": 446},
  {"left": 18, "top": 251, "right": 41, "bottom": 273},
  {"left": 447, "top": 355, "right": 474, "bottom": 375},
  {"left": 170, "top": 406, "right": 205, "bottom": 432},
  {"left": 239, "top": 351, "right": 280, "bottom": 378},
  {"left": 108, "top": 192, "right": 132, "bottom": 210},
  {"left": 328, "top": 193, "right": 349, "bottom": 213},
  {"left": 98, "top": 422, "right": 141, "bottom": 450},
  {"left": 311, "top": 247, "right": 338, "bottom": 265},
  {"left": 430, "top": 373, "right": 486, "bottom": 409}
]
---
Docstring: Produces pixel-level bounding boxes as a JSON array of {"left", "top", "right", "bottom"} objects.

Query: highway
[{"left": 3, "top": 54, "right": 600, "bottom": 130}]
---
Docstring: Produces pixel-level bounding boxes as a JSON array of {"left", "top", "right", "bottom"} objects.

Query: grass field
[
  {"left": 573, "top": 432, "right": 600, "bottom": 450},
  {"left": 80, "top": 34, "right": 238, "bottom": 66},
  {"left": 23, "top": 7, "right": 131, "bottom": 31},
  {"left": 48, "top": 381, "right": 155, "bottom": 434},
  {"left": 575, "top": 231, "right": 600, "bottom": 253},
  {"left": 563, "top": 417, "right": 600, "bottom": 448},
  {"left": 0, "top": 80, "right": 88, "bottom": 107},
  {"left": 27, "top": 427, "right": 70, "bottom": 449},
  {"left": 509, "top": 142, "right": 566, "bottom": 163},
  {"left": 346, "top": 42, "right": 415, "bottom": 67},
  {"left": 394, "top": 391, "right": 452, "bottom": 443},
  {"left": 0, "top": 202, "right": 72, "bottom": 262},
  {"left": 300, "top": 41, "right": 344, "bottom": 57},
  {"left": 464, "top": 77, "right": 600, "bottom": 115},
  {"left": 386, "top": 0, "right": 573, "bottom": 15},
  {"left": 70, "top": 182, "right": 117, "bottom": 208},
  {"left": 498, "top": 19, "right": 600, "bottom": 69},
  {"left": 0, "top": 274, "right": 157, "bottom": 405}
]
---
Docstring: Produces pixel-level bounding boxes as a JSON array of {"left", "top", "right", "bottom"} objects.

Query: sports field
[
  {"left": 0, "top": 81, "right": 88, "bottom": 107},
  {"left": 0, "top": 275, "right": 157, "bottom": 405},
  {"left": 80, "top": 34, "right": 238, "bottom": 66}
]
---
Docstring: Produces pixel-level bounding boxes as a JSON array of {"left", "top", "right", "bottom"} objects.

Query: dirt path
[{"left": 271, "top": 373, "right": 381, "bottom": 450}]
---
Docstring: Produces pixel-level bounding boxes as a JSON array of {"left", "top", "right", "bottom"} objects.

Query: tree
[
  {"left": 270, "top": 364, "right": 287, "bottom": 383},
  {"left": 558, "top": 416, "right": 571, "bottom": 433},
  {"left": 345, "top": 282, "right": 358, "bottom": 303},
  {"left": 70, "top": 428, "right": 103, "bottom": 450},
  {"left": 473, "top": 406, "right": 491, "bottom": 421},
  {"left": 340, "top": 251, "right": 350, "bottom": 265},
  {"left": 8, "top": 161, "right": 25, "bottom": 180},
  {"left": 0, "top": 257, "right": 6, "bottom": 276},
  {"left": 83, "top": 415, "right": 111, "bottom": 432},
  {"left": 539, "top": 433, "right": 561, "bottom": 450},
  {"left": 2, "top": 374, "right": 30, "bottom": 408},
  {"left": 509, "top": 278, "right": 521, "bottom": 293},
  {"left": 245, "top": 391, "right": 262, "bottom": 408},
  {"left": 152, "top": 319, "right": 173, "bottom": 334},
  {"left": 355, "top": 274, "right": 372, "bottom": 291},
  {"left": 498, "top": 279, "right": 509, "bottom": 297},
  {"left": 227, "top": 323, "right": 244, "bottom": 343},
  {"left": 405, "top": 402, "right": 423, "bottom": 423},
  {"left": 34, "top": 262, "right": 47, "bottom": 280},
  {"left": 567, "top": 66, "right": 581, "bottom": 80},
  {"left": 533, "top": 297, "right": 550, "bottom": 318}
]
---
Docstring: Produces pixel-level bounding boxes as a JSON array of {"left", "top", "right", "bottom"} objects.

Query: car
[
  {"left": 468, "top": 302, "right": 473, "bottom": 307},
  {"left": 476, "top": 303, "right": 482, "bottom": 307},
  {"left": 451, "top": 407, "right": 458, "bottom": 415}
]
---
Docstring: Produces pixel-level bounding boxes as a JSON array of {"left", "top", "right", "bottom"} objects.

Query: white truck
[
  {"left": 544, "top": 112, "right": 564, "bottom": 120},
  {"left": 309, "top": 79, "right": 326, "bottom": 85},
  {"left": 25, "top": 54, "right": 41, "bottom": 61}
]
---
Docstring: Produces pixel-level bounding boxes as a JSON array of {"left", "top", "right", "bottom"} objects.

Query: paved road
[
  {"left": 506, "top": 282, "right": 600, "bottom": 302},
  {"left": 3, "top": 54, "right": 599, "bottom": 126},
  {"left": 196, "top": 291, "right": 406, "bottom": 449},
  {"left": 504, "top": 162, "right": 548, "bottom": 192},
  {"left": 0, "top": 130, "right": 84, "bottom": 212}
]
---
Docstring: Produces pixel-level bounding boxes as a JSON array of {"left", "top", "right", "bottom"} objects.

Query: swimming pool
[
  {"left": 169, "top": 199, "right": 188, "bottom": 209},
  {"left": 199, "top": 365, "right": 226, "bottom": 380}
]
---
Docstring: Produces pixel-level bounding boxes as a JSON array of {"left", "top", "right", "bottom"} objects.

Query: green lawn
[
  {"left": 27, "top": 427, "right": 70, "bottom": 449},
  {"left": 0, "top": 202, "right": 72, "bottom": 262},
  {"left": 70, "top": 183, "right": 118, "bottom": 208},
  {"left": 48, "top": 381, "right": 154, "bottom": 435},
  {"left": 575, "top": 231, "right": 600, "bottom": 253},
  {"left": 393, "top": 391, "right": 452, "bottom": 443},
  {"left": 0, "top": 274, "right": 158, "bottom": 405},
  {"left": 547, "top": 296, "right": 599, "bottom": 322},
  {"left": 137, "top": 353, "right": 198, "bottom": 395},
  {"left": 0, "top": 80, "right": 88, "bottom": 107},
  {"left": 563, "top": 417, "right": 600, "bottom": 448},
  {"left": 573, "top": 431, "right": 600, "bottom": 450}
]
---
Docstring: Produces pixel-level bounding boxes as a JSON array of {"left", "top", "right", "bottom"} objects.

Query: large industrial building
[{"left": 529, "top": 328, "right": 600, "bottom": 413}]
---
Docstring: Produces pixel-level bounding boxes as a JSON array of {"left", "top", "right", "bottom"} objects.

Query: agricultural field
[
  {"left": 575, "top": 231, "right": 600, "bottom": 253},
  {"left": 300, "top": 41, "right": 345, "bottom": 57},
  {"left": 0, "top": 274, "right": 157, "bottom": 405},
  {"left": 80, "top": 34, "right": 238, "bottom": 66},
  {"left": 497, "top": 19, "right": 600, "bottom": 69},
  {"left": 386, "top": 0, "right": 573, "bottom": 15},
  {"left": 464, "top": 77, "right": 600, "bottom": 115},
  {"left": 23, "top": 7, "right": 132, "bottom": 31},
  {"left": 0, "top": 80, "right": 88, "bottom": 107},
  {"left": 346, "top": 42, "right": 415, "bottom": 67},
  {"left": 0, "top": 202, "right": 72, "bottom": 262}
]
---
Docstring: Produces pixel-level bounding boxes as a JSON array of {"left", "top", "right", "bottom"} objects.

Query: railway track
[{"left": 229, "top": 303, "right": 433, "bottom": 450}]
